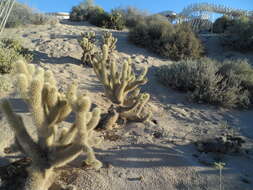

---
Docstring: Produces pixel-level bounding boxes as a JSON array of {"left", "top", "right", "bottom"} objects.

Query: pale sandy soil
[{"left": 0, "top": 20, "right": 253, "bottom": 190}]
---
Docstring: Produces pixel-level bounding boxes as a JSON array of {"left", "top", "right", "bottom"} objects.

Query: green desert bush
[
  {"left": 70, "top": 0, "right": 94, "bottom": 21},
  {"left": 70, "top": 3, "right": 105, "bottom": 22},
  {"left": 6, "top": 1, "right": 55, "bottom": 28},
  {"left": 106, "top": 11, "right": 125, "bottom": 30},
  {"left": 88, "top": 10, "right": 109, "bottom": 27},
  {"left": 0, "top": 39, "right": 32, "bottom": 74},
  {"left": 69, "top": 5, "right": 88, "bottom": 21},
  {"left": 70, "top": 1, "right": 125, "bottom": 30},
  {"left": 129, "top": 16, "right": 203, "bottom": 61},
  {"left": 88, "top": 10, "right": 125, "bottom": 30},
  {"left": 0, "top": 46, "right": 22, "bottom": 74},
  {"left": 129, "top": 15, "right": 173, "bottom": 48},
  {"left": 160, "top": 24, "right": 204, "bottom": 60},
  {"left": 222, "top": 16, "right": 253, "bottom": 51},
  {"left": 213, "top": 16, "right": 234, "bottom": 33},
  {"left": 156, "top": 58, "right": 253, "bottom": 108},
  {"left": 113, "top": 6, "right": 148, "bottom": 28},
  {"left": 219, "top": 59, "right": 253, "bottom": 101}
]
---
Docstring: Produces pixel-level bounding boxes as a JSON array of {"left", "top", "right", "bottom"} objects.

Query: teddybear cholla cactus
[
  {"left": 79, "top": 31, "right": 97, "bottom": 66},
  {"left": 92, "top": 44, "right": 151, "bottom": 129},
  {"left": 102, "top": 31, "right": 117, "bottom": 53},
  {"left": 0, "top": 60, "right": 102, "bottom": 190}
]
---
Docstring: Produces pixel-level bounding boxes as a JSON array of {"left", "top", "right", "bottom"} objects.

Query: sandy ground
[{"left": 0, "top": 20, "right": 253, "bottom": 190}]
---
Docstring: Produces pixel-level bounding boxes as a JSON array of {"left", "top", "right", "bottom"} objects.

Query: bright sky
[{"left": 19, "top": 0, "right": 253, "bottom": 14}]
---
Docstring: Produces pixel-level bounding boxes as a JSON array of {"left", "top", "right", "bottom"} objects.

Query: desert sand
[{"left": 0, "top": 20, "right": 252, "bottom": 190}]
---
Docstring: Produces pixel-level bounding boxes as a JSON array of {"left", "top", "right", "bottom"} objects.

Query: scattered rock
[
  {"left": 195, "top": 134, "right": 246, "bottom": 154},
  {"left": 153, "top": 131, "right": 163, "bottom": 139}
]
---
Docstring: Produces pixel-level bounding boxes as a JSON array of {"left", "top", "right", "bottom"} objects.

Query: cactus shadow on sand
[
  {"left": 32, "top": 50, "right": 82, "bottom": 65},
  {"left": 72, "top": 143, "right": 192, "bottom": 168}
]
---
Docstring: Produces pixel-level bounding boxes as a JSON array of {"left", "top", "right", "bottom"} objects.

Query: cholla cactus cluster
[
  {"left": 92, "top": 44, "right": 151, "bottom": 129},
  {"left": 1, "top": 60, "right": 102, "bottom": 190},
  {"left": 78, "top": 31, "right": 151, "bottom": 129},
  {"left": 79, "top": 31, "right": 97, "bottom": 66}
]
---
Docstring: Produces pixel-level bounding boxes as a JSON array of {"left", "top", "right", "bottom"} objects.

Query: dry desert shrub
[{"left": 157, "top": 58, "right": 253, "bottom": 108}]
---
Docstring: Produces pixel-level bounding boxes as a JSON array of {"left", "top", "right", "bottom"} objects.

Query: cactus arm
[
  {"left": 0, "top": 100, "right": 42, "bottom": 160},
  {"left": 29, "top": 78, "right": 47, "bottom": 143},
  {"left": 58, "top": 124, "right": 78, "bottom": 146},
  {"left": 87, "top": 108, "right": 101, "bottom": 131},
  {"left": 49, "top": 143, "right": 83, "bottom": 168},
  {"left": 125, "top": 79, "right": 148, "bottom": 92}
]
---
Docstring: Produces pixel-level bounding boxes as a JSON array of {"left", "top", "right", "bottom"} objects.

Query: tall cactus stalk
[
  {"left": 92, "top": 44, "right": 151, "bottom": 129},
  {"left": 1, "top": 60, "right": 102, "bottom": 190}
]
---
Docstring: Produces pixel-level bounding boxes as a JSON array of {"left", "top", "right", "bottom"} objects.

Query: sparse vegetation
[
  {"left": 0, "top": 39, "right": 32, "bottom": 74},
  {"left": 6, "top": 1, "right": 57, "bottom": 28},
  {"left": 213, "top": 15, "right": 234, "bottom": 33},
  {"left": 113, "top": 6, "right": 148, "bottom": 28},
  {"left": 1, "top": 1, "right": 253, "bottom": 190},
  {"left": 70, "top": 1, "right": 125, "bottom": 30},
  {"left": 129, "top": 16, "right": 203, "bottom": 61},
  {"left": 156, "top": 58, "right": 253, "bottom": 108},
  {"left": 222, "top": 16, "right": 253, "bottom": 51}
]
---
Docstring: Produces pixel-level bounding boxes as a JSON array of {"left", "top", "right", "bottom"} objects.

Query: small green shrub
[
  {"left": 88, "top": 10, "right": 110, "bottom": 27},
  {"left": 70, "top": 4, "right": 105, "bottom": 22},
  {"left": 156, "top": 58, "right": 252, "bottom": 108},
  {"left": 106, "top": 11, "right": 125, "bottom": 30},
  {"left": 70, "top": 0, "right": 95, "bottom": 21},
  {"left": 213, "top": 16, "right": 234, "bottom": 33},
  {"left": 129, "top": 15, "right": 174, "bottom": 48},
  {"left": 0, "top": 47, "right": 20, "bottom": 74},
  {"left": 0, "top": 39, "right": 32, "bottom": 74},
  {"left": 129, "top": 16, "right": 203, "bottom": 61},
  {"left": 113, "top": 7, "right": 148, "bottom": 28},
  {"left": 69, "top": 1, "right": 125, "bottom": 30},
  {"left": 160, "top": 24, "right": 204, "bottom": 60},
  {"left": 0, "top": 39, "right": 33, "bottom": 62},
  {"left": 222, "top": 16, "right": 253, "bottom": 51},
  {"left": 219, "top": 59, "right": 253, "bottom": 102},
  {"left": 70, "top": 5, "right": 88, "bottom": 21}
]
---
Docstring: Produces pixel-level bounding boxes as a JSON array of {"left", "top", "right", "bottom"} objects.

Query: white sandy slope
[{"left": 0, "top": 20, "right": 252, "bottom": 190}]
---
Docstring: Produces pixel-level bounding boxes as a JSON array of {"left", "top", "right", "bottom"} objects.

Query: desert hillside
[{"left": 0, "top": 19, "right": 253, "bottom": 190}]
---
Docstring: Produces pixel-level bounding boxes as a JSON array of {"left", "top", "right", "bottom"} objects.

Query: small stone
[
  {"left": 153, "top": 131, "right": 163, "bottom": 139},
  {"left": 105, "top": 162, "right": 113, "bottom": 169}
]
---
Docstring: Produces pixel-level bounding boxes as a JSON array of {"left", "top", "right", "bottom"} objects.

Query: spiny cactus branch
[{"left": 1, "top": 60, "right": 103, "bottom": 190}]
